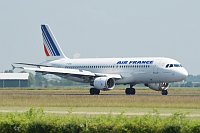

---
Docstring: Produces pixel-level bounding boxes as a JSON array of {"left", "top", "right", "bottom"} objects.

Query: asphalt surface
[
  {"left": 0, "top": 109, "right": 200, "bottom": 117},
  {"left": 0, "top": 92, "right": 199, "bottom": 96}
]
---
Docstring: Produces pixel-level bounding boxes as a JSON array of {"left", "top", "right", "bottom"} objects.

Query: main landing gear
[
  {"left": 125, "top": 84, "right": 136, "bottom": 95},
  {"left": 90, "top": 87, "right": 136, "bottom": 95},
  {"left": 90, "top": 88, "right": 100, "bottom": 95},
  {"left": 89, "top": 86, "right": 168, "bottom": 95}
]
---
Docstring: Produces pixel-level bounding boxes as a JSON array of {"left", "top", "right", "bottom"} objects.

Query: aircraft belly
[{"left": 57, "top": 75, "right": 87, "bottom": 83}]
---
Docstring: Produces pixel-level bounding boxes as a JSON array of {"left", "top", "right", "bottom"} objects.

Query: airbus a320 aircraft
[{"left": 15, "top": 24, "right": 188, "bottom": 95}]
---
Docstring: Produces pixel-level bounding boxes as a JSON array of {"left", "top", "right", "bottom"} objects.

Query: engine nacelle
[
  {"left": 145, "top": 83, "right": 169, "bottom": 91},
  {"left": 91, "top": 77, "right": 115, "bottom": 90}
]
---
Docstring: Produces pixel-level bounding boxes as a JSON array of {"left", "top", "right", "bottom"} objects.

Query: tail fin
[{"left": 41, "top": 24, "right": 69, "bottom": 61}]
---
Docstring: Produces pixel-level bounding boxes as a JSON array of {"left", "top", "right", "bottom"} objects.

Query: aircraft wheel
[
  {"left": 125, "top": 88, "right": 135, "bottom": 95},
  {"left": 161, "top": 90, "right": 168, "bottom": 95},
  {"left": 90, "top": 88, "right": 100, "bottom": 95}
]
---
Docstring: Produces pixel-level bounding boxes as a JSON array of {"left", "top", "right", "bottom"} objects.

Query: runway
[
  {"left": 0, "top": 88, "right": 200, "bottom": 97},
  {"left": 0, "top": 92, "right": 200, "bottom": 96},
  {"left": 0, "top": 89, "right": 199, "bottom": 120},
  {"left": 0, "top": 109, "right": 200, "bottom": 118}
]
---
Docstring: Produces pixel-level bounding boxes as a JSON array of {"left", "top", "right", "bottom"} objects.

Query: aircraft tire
[
  {"left": 125, "top": 88, "right": 135, "bottom": 95},
  {"left": 90, "top": 88, "right": 100, "bottom": 95},
  {"left": 161, "top": 90, "right": 168, "bottom": 95}
]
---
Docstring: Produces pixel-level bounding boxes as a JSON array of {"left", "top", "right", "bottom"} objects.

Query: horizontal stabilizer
[{"left": 14, "top": 63, "right": 52, "bottom": 67}]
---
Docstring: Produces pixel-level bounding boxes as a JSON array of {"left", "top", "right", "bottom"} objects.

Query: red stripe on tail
[{"left": 44, "top": 45, "right": 50, "bottom": 56}]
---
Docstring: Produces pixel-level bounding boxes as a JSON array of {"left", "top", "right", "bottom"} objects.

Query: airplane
[{"left": 14, "top": 24, "right": 188, "bottom": 95}]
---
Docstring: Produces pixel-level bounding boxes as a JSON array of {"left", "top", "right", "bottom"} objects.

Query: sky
[{"left": 0, "top": 0, "right": 200, "bottom": 74}]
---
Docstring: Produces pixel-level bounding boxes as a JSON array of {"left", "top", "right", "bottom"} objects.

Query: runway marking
[{"left": 0, "top": 110, "right": 200, "bottom": 117}]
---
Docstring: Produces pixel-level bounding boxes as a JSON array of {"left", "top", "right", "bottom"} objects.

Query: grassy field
[{"left": 0, "top": 87, "right": 200, "bottom": 118}]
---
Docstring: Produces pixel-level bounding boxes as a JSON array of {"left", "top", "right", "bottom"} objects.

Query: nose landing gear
[{"left": 161, "top": 90, "right": 168, "bottom": 95}]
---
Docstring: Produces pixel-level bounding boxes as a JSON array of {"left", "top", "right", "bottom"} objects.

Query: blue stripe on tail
[
  {"left": 42, "top": 32, "right": 54, "bottom": 56},
  {"left": 41, "top": 25, "right": 60, "bottom": 56},
  {"left": 41, "top": 26, "right": 56, "bottom": 56}
]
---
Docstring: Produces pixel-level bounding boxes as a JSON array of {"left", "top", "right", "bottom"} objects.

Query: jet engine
[
  {"left": 91, "top": 77, "right": 115, "bottom": 90},
  {"left": 145, "top": 83, "right": 169, "bottom": 91}
]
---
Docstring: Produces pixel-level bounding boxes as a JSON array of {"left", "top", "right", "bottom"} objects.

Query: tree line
[{"left": 3, "top": 69, "right": 200, "bottom": 88}]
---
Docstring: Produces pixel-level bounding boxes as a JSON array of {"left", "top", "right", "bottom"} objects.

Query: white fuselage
[
  {"left": 46, "top": 57, "right": 188, "bottom": 85},
  {"left": 16, "top": 24, "right": 188, "bottom": 95}
]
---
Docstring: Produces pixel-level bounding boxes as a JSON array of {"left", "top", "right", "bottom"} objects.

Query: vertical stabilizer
[{"left": 41, "top": 24, "right": 69, "bottom": 61}]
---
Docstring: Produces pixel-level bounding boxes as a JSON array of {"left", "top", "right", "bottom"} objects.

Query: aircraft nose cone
[{"left": 179, "top": 68, "right": 188, "bottom": 80}]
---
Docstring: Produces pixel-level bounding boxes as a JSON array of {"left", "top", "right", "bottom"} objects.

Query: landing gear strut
[
  {"left": 125, "top": 84, "right": 135, "bottom": 95},
  {"left": 161, "top": 90, "right": 168, "bottom": 95},
  {"left": 90, "top": 88, "right": 100, "bottom": 95}
]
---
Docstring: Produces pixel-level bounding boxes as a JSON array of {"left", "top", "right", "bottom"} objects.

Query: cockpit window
[
  {"left": 166, "top": 64, "right": 182, "bottom": 68},
  {"left": 174, "top": 64, "right": 182, "bottom": 67},
  {"left": 174, "top": 64, "right": 179, "bottom": 67},
  {"left": 169, "top": 64, "right": 173, "bottom": 67}
]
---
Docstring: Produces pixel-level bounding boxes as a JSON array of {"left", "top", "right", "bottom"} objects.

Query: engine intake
[
  {"left": 145, "top": 83, "right": 169, "bottom": 91},
  {"left": 91, "top": 77, "right": 115, "bottom": 90}
]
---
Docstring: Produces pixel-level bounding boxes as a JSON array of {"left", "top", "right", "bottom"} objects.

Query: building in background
[{"left": 0, "top": 73, "right": 29, "bottom": 88}]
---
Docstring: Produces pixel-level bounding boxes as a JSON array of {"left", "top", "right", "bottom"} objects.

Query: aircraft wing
[
  {"left": 22, "top": 66, "right": 95, "bottom": 76},
  {"left": 94, "top": 73, "right": 122, "bottom": 79},
  {"left": 16, "top": 66, "right": 122, "bottom": 79}
]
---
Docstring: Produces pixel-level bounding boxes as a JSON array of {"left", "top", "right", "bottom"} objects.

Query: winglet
[
  {"left": 11, "top": 64, "right": 16, "bottom": 70},
  {"left": 11, "top": 64, "right": 24, "bottom": 70}
]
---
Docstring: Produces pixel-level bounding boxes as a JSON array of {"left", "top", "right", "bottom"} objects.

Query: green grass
[
  {"left": 0, "top": 88, "right": 200, "bottom": 108},
  {"left": 0, "top": 108, "right": 200, "bottom": 133},
  {"left": 0, "top": 88, "right": 199, "bottom": 132},
  {"left": 0, "top": 87, "right": 200, "bottom": 118}
]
